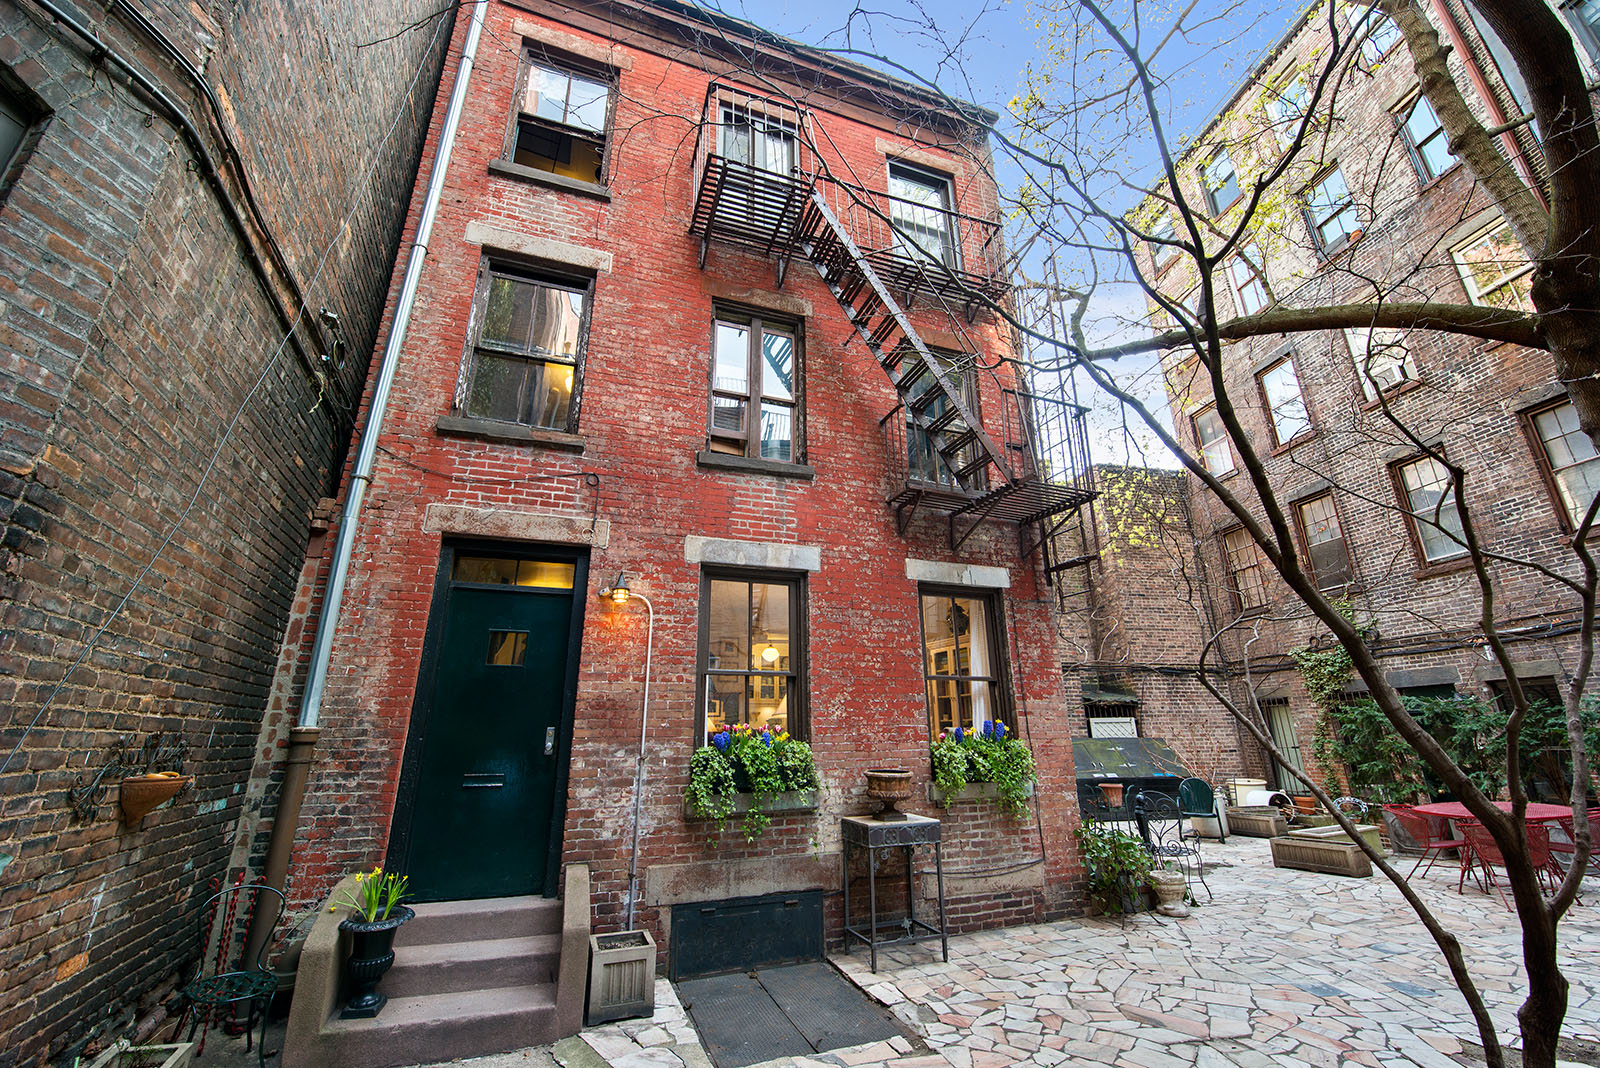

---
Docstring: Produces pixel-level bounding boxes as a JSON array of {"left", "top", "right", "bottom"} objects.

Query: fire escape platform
[
  {"left": 952, "top": 479, "right": 1097, "bottom": 527},
  {"left": 690, "top": 155, "right": 812, "bottom": 261}
]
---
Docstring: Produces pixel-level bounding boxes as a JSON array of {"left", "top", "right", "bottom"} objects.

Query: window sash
[
  {"left": 1259, "top": 360, "right": 1311, "bottom": 445},
  {"left": 1533, "top": 402, "right": 1600, "bottom": 527},
  {"left": 1453, "top": 223, "right": 1533, "bottom": 309},
  {"left": 919, "top": 591, "right": 1006, "bottom": 738},
  {"left": 699, "top": 575, "right": 803, "bottom": 743},
  {"left": 521, "top": 59, "right": 609, "bottom": 134},
  {"left": 1401, "top": 96, "right": 1453, "bottom": 180},
  {"left": 1222, "top": 528, "right": 1267, "bottom": 610},
  {"left": 719, "top": 106, "right": 798, "bottom": 174},
  {"left": 1360, "top": 13, "right": 1403, "bottom": 63},
  {"left": 465, "top": 267, "right": 588, "bottom": 430},
  {"left": 1398, "top": 456, "right": 1467, "bottom": 561},
  {"left": 1204, "top": 151, "right": 1241, "bottom": 214},
  {"left": 1345, "top": 327, "right": 1418, "bottom": 398},
  {"left": 906, "top": 351, "right": 977, "bottom": 485},
  {"left": 888, "top": 164, "right": 959, "bottom": 268},
  {"left": 1228, "top": 249, "right": 1269, "bottom": 314},
  {"left": 1195, "top": 407, "right": 1235, "bottom": 474},
  {"left": 710, "top": 313, "right": 799, "bottom": 461},
  {"left": 1296, "top": 494, "right": 1353, "bottom": 590},
  {"left": 1265, "top": 78, "right": 1308, "bottom": 147},
  {"left": 1306, "top": 168, "right": 1358, "bottom": 251}
]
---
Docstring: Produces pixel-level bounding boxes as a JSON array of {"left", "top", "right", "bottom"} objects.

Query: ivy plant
[
  {"left": 686, "top": 724, "right": 817, "bottom": 843},
  {"left": 928, "top": 721, "right": 1036, "bottom": 818}
]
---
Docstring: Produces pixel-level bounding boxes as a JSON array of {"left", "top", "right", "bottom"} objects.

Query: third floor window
[
  {"left": 461, "top": 262, "right": 589, "bottom": 432},
  {"left": 1227, "top": 246, "right": 1269, "bottom": 314},
  {"left": 510, "top": 52, "right": 611, "bottom": 184},
  {"left": 1202, "top": 149, "right": 1241, "bottom": 215},
  {"left": 1258, "top": 358, "right": 1312, "bottom": 446},
  {"left": 1453, "top": 222, "right": 1533, "bottom": 310},
  {"left": 888, "top": 162, "right": 959, "bottom": 269},
  {"left": 1399, "top": 95, "right": 1454, "bottom": 182},
  {"left": 1529, "top": 400, "right": 1600, "bottom": 529},
  {"left": 1345, "top": 327, "right": 1419, "bottom": 399}
]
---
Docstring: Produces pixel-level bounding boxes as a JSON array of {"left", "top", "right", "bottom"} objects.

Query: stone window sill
[
  {"left": 696, "top": 450, "right": 816, "bottom": 480},
  {"left": 435, "top": 414, "right": 586, "bottom": 452},
  {"left": 487, "top": 159, "right": 611, "bottom": 201},
  {"left": 683, "top": 789, "right": 819, "bottom": 820},
  {"left": 1413, "top": 554, "right": 1474, "bottom": 580},
  {"left": 1360, "top": 378, "right": 1423, "bottom": 411}
]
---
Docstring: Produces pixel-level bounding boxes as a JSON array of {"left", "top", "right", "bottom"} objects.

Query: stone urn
[
  {"left": 864, "top": 768, "right": 913, "bottom": 820},
  {"left": 1148, "top": 868, "right": 1189, "bottom": 918},
  {"left": 339, "top": 905, "right": 414, "bottom": 1019}
]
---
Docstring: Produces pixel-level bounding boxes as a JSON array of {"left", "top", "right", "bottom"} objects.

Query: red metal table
[{"left": 1412, "top": 801, "right": 1572, "bottom": 896}]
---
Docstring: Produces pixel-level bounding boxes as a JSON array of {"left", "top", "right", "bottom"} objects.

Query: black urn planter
[{"left": 339, "top": 905, "right": 414, "bottom": 1019}]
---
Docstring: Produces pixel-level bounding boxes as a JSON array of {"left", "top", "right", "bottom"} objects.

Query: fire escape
[{"left": 689, "top": 84, "right": 1096, "bottom": 577}]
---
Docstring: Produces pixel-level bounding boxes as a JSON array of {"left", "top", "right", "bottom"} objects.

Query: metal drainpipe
[
  {"left": 246, "top": 0, "right": 486, "bottom": 948},
  {"left": 624, "top": 593, "right": 656, "bottom": 932}
]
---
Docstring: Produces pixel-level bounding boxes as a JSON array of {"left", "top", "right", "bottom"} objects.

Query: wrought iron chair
[
  {"left": 1384, "top": 804, "right": 1466, "bottom": 882},
  {"left": 172, "top": 877, "right": 284, "bottom": 1066},
  {"left": 1458, "top": 822, "right": 1569, "bottom": 908},
  {"left": 1551, "top": 808, "right": 1600, "bottom": 877},
  {"left": 1178, "top": 778, "right": 1223, "bottom": 842},
  {"left": 1136, "top": 792, "right": 1211, "bottom": 901}
]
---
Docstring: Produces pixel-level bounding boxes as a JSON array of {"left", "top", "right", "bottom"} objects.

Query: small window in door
[
  {"left": 454, "top": 556, "right": 576, "bottom": 588},
  {"left": 487, "top": 631, "right": 529, "bottom": 665}
]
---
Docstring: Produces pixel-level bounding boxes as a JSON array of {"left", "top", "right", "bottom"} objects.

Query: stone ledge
[
  {"left": 487, "top": 159, "right": 611, "bottom": 200},
  {"left": 695, "top": 450, "right": 816, "bottom": 480}
]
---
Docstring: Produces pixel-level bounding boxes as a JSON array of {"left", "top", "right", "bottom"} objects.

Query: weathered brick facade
[
  {"left": 264, "top": 0, "right": 1090, "bottom": 971},
  {"left": 0, "top": 2, "right": 449, "bottom": 1061},
  {"left": 1125, "top": 1, "right": 1595, "bottom": 797}
]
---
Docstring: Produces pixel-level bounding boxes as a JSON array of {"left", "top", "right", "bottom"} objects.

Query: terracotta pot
[
  {"left": 119, "top": 774, "right": 192, "bottom": 824},
  {"left": 339, "top": 906, "right": 414, "bottom": 1019},
  {"left": 1097, "top": 781, "right": 1125, "bottom": 807},
  {"left": 864, "top": 768, "right": 913, "bottom": 820}
]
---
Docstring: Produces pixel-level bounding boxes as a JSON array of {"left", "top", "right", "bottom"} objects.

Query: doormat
[{"left": 677, "top": 960, "right": 916, "bottom": 1068}]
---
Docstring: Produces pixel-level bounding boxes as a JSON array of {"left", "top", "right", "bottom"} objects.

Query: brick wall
[{"left": 0, "top": 3, "right": 449, "bottom": 1062}]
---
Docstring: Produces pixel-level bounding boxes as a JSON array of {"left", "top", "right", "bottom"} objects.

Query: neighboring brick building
[
  {"left": 0, "top": 1, "right": 450, "bottom": 1062},
  {"left": 1131, "top": 0, "right": 1595, "bottom": 794},
  {"left": 259, "top": 0, "right": 1097, "bottom": 1057}
]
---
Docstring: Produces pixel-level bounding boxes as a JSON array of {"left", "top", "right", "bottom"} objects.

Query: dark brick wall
[{"left": 0, "top": 2, "right": 450, "bottom": 1063}]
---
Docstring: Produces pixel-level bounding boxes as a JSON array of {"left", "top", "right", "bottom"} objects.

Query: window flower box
[
  {"left": 928, "top": 722, "right": 1036, "bottom": 817},
  {"left": 682, "top": 788, "right": 818, "bottom": 819},
  {"left": 684, "top": 724, "right": 818, "bottom": 842},
  {"left": 927, "top": 779, "right": 1035, "bottom": 805}
]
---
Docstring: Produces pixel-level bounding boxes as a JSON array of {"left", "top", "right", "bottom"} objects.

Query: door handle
[
  {"left": 544, "top": 726, "right": 556, "bottom": 756},
  {"left": 462, "top": 773, "right": 506, "bottom": 789}
]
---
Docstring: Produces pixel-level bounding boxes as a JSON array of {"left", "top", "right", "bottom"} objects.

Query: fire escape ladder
[{"left": 801, "top": 190, "right": 1015, "bottom": 492}]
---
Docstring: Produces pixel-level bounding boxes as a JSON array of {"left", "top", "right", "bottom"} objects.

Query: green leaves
[{"left": 929, "top": 732, "right": 1037, "bottom": 818}]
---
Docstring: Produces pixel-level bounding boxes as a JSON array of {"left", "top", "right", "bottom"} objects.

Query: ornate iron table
[{"left": 840, "top": 814, "right": 948, "bottom": 972}]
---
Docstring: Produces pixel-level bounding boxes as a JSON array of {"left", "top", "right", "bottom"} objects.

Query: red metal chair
[
  {"left": 1550, "top": 808, "right": 1600, "bottom": 877},
  {"left": 1385, "top": 804, "right": 1466, "bottom": 880},
  {"left": 1458, "top": 822, "right": 1564, "bottom": 909}
]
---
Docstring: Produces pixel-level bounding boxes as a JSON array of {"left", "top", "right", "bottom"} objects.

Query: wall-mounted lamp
[{"left": 600, "top": 571, "right": 631, "bottom": 605}]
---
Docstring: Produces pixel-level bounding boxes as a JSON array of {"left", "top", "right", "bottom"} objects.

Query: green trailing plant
[
  {"left": 1075, "top": 819, "right": 1153, "bottom": 915},
  {"left": 928, "top": 721, "right": 1036, "bottom": 817},
  {"left": 686, "top": 724, "right": 817, "bottom": 843}
]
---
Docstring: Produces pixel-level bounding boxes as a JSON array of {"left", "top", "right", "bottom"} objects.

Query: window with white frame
[
  {"left": 1530, "top": 400, "right": 1600, "bottom": 529},
  {"left": 1345, "top": 326, "right": 1419, "bottom": 399},
  {"left": 1227, "top": 245, "right": 1269, "bottom": 314},
  {"left": 719, "top": 104, "right": 798, "bottom": 174},
  {"left": 1305, "top": 167, "right": 1359, "bottom": 253},
  {"left": 1395, "top": 454, "right": 1467, "bottom": 563},
  {"left": 1222, "top": 526, "right": 1268, "bottom": 611},
  {"left": 1399, "top": 95, "right": 1453, "bottom": 181},
  {"left": 1264, "top": 75, "right": 1309, "bottom": 148},
  {"left": 1453, "top": 222, "right": 1533, "bottom": 310},
  {"left": 1258, "top": 358, "right": 1312, "bottom": 446},
  {"left": 1149, "top": 213, "right": 1179, "bottom": 268},
  {"left": 888, "top": 162, "right": 958, "bottom": 268},
  {"left": 1194, "top": 406, "right": 1235, "bottom": 474},
  {"left": 1202, "top": 149, "right": 1242, "bottom": 215}
]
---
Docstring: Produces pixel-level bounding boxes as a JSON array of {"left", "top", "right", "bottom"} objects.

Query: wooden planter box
[
  {"left": 1270, "top": 836, "right": 1373, "bottom": 877},
  {"left": 1226, "top": 806, "right": 1288, "bottom": 838},
  {"left": 85, "top": 1042, "right": 194, "bottom": 1068},
  {"left": 587, "top": 930, "right": 655, "bottom": 1026}
]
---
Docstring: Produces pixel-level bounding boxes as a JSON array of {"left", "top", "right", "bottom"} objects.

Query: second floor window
[
  {"left": 888, "top": 162, "right": 958, "bottom": 268},
  {"left": 1400, "top": 95, "right": 1453, "bottom": 181},
  {"left": 1305, "top": 167, "right": 1359, "bottom": 254},
  {"left": 1395, "top": 454, "right": 1467, "bottom": 563},
  {"left": 1453, "top": 222, "right": 1533, "bottom": 309},
  {"left": 905, "top": 350, "right": 978, "bottom": 485},
  {"left": 1296, "top": 494, "right": 1353, "bottom": 591},
  {"left": 1222, "top": 526, "right": 1268, "bottom": 611},
  {"left": 1203, "top": 149, "right": 1241, "bottom": 215},
  {"left": 1345, "top": 326, "right": 1419, "bottom": 399},
  {"left": 461, "top": 264, "right": 589, "bottom": 431},
  {"left": 511, "top": 53, "right": 611, "bottom": 183},
  {"left": 710, "top": 312, "right": 799, "bottom": 462},
  {"left": 1228, "top": 246, "right": 1269, "bottom": 314},
  {"left": 1258, "top": 358, "right": 1311, "bottom": 446},
  {"left": 1530, "top": 400, "right": 1600, "bottom": 529},
  {"left": 1194, "top": 406, "right": 1235, "bottom": 474}
]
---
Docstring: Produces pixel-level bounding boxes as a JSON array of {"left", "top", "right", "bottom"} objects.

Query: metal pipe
[
  {"left": 623, "top": 591, "right": 656, "bottom": 932},
  {"left": 298, "top": 0, "right": 486, "bottom": 729},
  {"left": 242, "top": 725, "right": 319, "bottom": 966}
]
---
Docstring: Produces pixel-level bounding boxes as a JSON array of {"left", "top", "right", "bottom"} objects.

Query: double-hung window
[
  {"left": 919, "top": 589, "right": 1007, "bottom": 738},
  {"left": 1359, "top": 12, "right": 1404, "bottom": 65},
  {"left": 905, "top": 349, "right": 978, "bottom": 485},
  {"left": 1194, "top": 406, "right": 1235, "bottom": 475},
  {"left": 1149, "top": 213, "right": 1179, "bottom": 269},
  {"left": 1305, "top": 167, "right": 1359, "bottom": 254},
  {"left": 1202, "top": 149, "right": 1241, "bottom": 215},
  {"left": 1221, "top": 527, "right": 1268, "bottom": 611},
  {"left": 1265, "top": 76, "right": 1309, "bottom": 149},
  {"left": 509, "top": 51, "right": 611, "bottom": 184},
  {"left": 720, "top": 105, "right": 797, "bottom": 174},
  {"left": 1258, "top": 358, "right": 1312, "bottom": 446},
  {"left": 1395, "top": 455, "right": 1467, "bottom": 563},
  {"left": 698, "top": 573, "right": 804, "bottom": 744},
  {"left": 1562, "top": 0, "right": 1600, "bottom": 65},
  {"left": 1453, "top": 222, "right": 1533, "bottom": 310},
  {"left": 1345, "top": 327, "right": 1418, "bottom": 399},
  {"left": 1399, "top": 95, "right": 1453, "bottom": 181},
  {"left": 461, "top": 263, "right": 589, "bottom": 431},
  {"left": 1529, "top": 400, "right": 1600, "bottom": 529},
  {"left": 1295, "top": 494, "right": 1354, "bottom": 591},
  {"left": 888, "top": 162, "right": 959, "bottom": 269},
  {"left": 709, "top": 311, "right": 800, "bottom": 462},
  {"left": 1228, "top": 246, "right": 1269, "bottom": 314}
]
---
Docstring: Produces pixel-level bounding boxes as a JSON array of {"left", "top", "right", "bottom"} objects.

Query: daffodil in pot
[{"left": 333, "top": 867, "right": 413, "bottom": 1019}]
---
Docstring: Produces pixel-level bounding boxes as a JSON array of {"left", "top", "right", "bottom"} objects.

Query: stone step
[
  {"left": 313, "top": 984, "right": 560, "bottom": 1068},
  {"left": 382, "top": 933, "right": 560, "bottom": 998},
  {"left": 398, "top": 895, "right": 561, "bottom": 945}
]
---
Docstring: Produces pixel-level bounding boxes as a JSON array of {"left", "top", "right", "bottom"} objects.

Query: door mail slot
[{"left": 461, "top": 772, "right": 507, "bottom": 789}]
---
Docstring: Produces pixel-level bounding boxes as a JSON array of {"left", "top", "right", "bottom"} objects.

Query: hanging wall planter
[{"left": 119, "top": 773, "right": 194, "bottom": 825}]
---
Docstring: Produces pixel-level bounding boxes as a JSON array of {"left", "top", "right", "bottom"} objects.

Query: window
[
  {"left": 1561, "top": 0, "right": 1600, "bottom": 65},
  {"left": 719, "top": 104, "right": 797, "bottom": 174},
  {"left": 888, "top": 162, "right": 958, "bottom": 268},
  {"left": 1264, "top": 76, "right": 1309, "bottom": 148},
  {"left": 461, "top": 263, "right": 589, "bottom": 430},
  {"left": 509, "top": 51, "right": 611, "bottom": 183},
  {"left": 698, "top": 574, "right": 804, "bottom": 744},
  {"left": 1222, "top": 526, "right": 1268, "bottom": 611},
  {"left": 1304, "top": 167, "right": 1359, "bottom": 253},
  {"left": 1227, "top": 246, "right": 1269, "bottom": 314},
  {"left": 1295, "top": 494, "right": 1354, "bottom": 591},
  {"left": 1258, "top": 358, "right": 1312, "bottom": 446},
  {"left": 1149, "top": 213, "right": 1179, "bottom": 268},
  {"left": 1453, "top": 222, "right": 1533, "bottom": 310},
  {"left": 1345, "top": 327, "right": 1419, "bottom": 399},
  {"left": 1202, "top": 149, "right": 1241, "bottom": 215},
  {"left": 1194, "top": 406, "right": 1235, "bottom": 475},
  {"left": 1359, "top": 12, "right": 1404, "bottom": 64},
  {"left": 1399, "top": 95, "right": 1453, "bottom": 181},
  {"left": 920, "top": 590, "right": 1007, "bottom": 737},
  {"left": 0, "top": 68, "right": 47, "bottom": 203},
  {"left": 1395, "top": 455, "right": 1467, "bottom": 562},
  {"left": 905, "top": 349, "right": 978, "bottom": 485},
  {"left": 1530, "top": 400, "right": 1600, "bottom": 528},
  {"left": 709, "top": 311, "right": 799, "bottom": 462}
]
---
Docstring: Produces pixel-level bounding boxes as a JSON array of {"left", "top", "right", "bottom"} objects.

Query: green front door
[{"left": 399, "top": 549, "right": 581, "bottom": 901}]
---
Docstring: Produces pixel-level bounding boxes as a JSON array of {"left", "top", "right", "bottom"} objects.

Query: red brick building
[{"left": 260, "top": 0, "right": 1097, "bottom": 1055}]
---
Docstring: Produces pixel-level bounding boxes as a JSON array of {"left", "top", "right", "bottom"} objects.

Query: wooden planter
[
  {"left": 587, "top": 930, "right": 655, "bottom": 1025},
  {"left": 85, "top": 1041, "right": 194, "bottom": 1068}
]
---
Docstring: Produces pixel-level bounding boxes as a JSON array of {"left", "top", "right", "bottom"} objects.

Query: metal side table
[{"left": 840, "top": 814, "right": 948, "bottom": 972}]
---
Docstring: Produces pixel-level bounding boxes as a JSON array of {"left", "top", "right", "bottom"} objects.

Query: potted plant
[
  {"left": 333, "top": 866, "right": 413, "bottom": 1019},
  {"left": 685, "top": 724, "right": 818, "bottom": 841},
  {"left": 1076, "top": 819, "right": 1153, "bottom": 915},
  {"left": 928, "top": 721, "right": 1036, "bottom": 817},
  {"left": 1147, "top": 862, "right": 1190, "bottom": 917}
]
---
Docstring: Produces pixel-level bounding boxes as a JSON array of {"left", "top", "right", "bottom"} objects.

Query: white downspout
[{"left": 298, "top": 1, "right": 486, "bottom": 729}]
